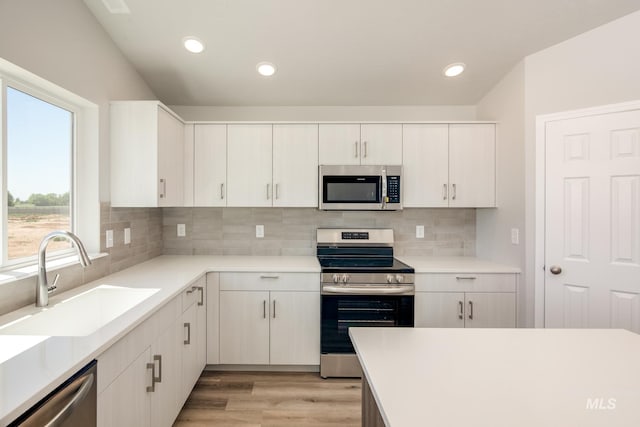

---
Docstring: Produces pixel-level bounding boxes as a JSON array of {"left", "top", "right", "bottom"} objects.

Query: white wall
[
  {"left": 475, "top": 61, "right": 526, "bottom": 326},
  {"left": 0, "top": 0, "right": 156, "bottom": 201},
  {"left": 169, "top": 105, "right": 477, "bottom": 122}
]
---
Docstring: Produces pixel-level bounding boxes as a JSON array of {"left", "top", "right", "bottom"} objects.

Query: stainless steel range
[{"left": 317, "top": 228, "right": 415, "bottom": 378}]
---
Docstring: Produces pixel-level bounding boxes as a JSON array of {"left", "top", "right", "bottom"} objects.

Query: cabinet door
[
  {"left": 182, "top": 303, "right": 199, "bottom": 398},
  {"left": 464, "top": 293, "right": 516, "bottom": 328},
  {"left": 414, "top": 292, "right": 465, "bottom": 328},
  {"left": 150, "top": 321, "right": 181, "bottom": 427},
  {"left": 206, "top": 273, "right": 220, "bottom": 364},
  {"left": 270, "top": 291, "right": 320, "bottom": 365},
  {"left": 318, "top": 124, "right": 361, "bottom": 165},
  {"left": 98, "top": 348, "right": 151, "bottom": 427},
  {"left": 157, "top": 106, "right": 184, "bottom": 207},
  {"left": 194, "top": 124, "right": 227, "bottom": 206},
  {"left": 227, "top": 124, "right": 273, "bottom": 206},
  {"left": 219, "top": 290, "right": 270, "bottom": 364},
  {"left": 449, "top": 124, "right": 495, "bottom": 207},
  {"left": 273, "top": 124, "right": 319, "bottom": 207},
  {"left": 360, "top": 124, "right": 402, "bottom": 165},
  {"left": 195, "top": 282, "right": 207, "bottom": 373},
  {"left": 402, "top": 124, "right": 449, "bottom": 207}
]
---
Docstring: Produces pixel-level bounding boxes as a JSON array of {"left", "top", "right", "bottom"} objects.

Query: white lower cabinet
[
  {"left": 218, "top": 272, "right": 320, "bottom": 366},
  {"left": 414, "top": 273, "right": 517, "bottom": 328},
  {"left": 97, "top": 276, "right": 207, "bottom": 427}
]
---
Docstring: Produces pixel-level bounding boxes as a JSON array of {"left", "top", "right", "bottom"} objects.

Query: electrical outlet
[
  {"left": 177, "top": 224, "right": 186, "bottom": 237},
  {"left": 256, "top": 225, "right": 264, "bottom": 238},
  {"left": 124, "top": 228, "right": 131, "bottom": 245},
  {"left": 416, "top": 225, "right": 425, "bottom": 239},
  {"left": 511, "top": 228, "right": 519, "bottom": 245},
  {"left": 106, "top": 230, "right": 114, "bottom": 248}
]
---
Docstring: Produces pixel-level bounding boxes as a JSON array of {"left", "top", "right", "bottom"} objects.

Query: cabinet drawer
[
  {"left": 415, "top": 273, "right": 517, "bottom": 293},
  {"left": 220, "top": 272, "right": 319, "bottom": 291}
]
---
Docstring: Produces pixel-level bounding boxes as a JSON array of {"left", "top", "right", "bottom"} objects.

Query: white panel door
[
  {"left": 150, "top": 322, "right": 181, "bottom": 427},
  {"left": 360, "top": 124, "right": 403, "bottom": 165},
  {"left": 464, "top": 293, "right": 516, "bottom": 328},
  {"left": 318, "top": 124, "right": 361, "bottom": 165},
  {"left": 449, "top": 124, "right": 496, "bottom": 207},
  {"left": 227, "top": 124, "right": 273, "bottom": 206},
  {"left": 273, "top": 124, "right": 319, "bottom": 207},
  {"left": 545, "top": 109, "right": 640, "bottom": 332},
  {"left": 181, "top": 304, "right": 199, "bottom": 398},
  {"left": 402, "top": 124, "right": 449, "bottom": 207},
  {"left": 414, "top": 292, "right": 465, "bottom": 327},
  {"left": 269, "top": 291, "right": 320, "bottom": 365},
  {"left": 194, "top": 124, "right": 227, "bottom": 206},
  {"left": 219, "top": 291, "right": 270, "bottom": 364},
  {"left": 157, "top": 106, "right": 184, "bottom": 207}
]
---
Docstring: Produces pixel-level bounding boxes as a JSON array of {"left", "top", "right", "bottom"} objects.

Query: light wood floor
[{"left": 173, "top": 371, "right": 362, "bottom": 427}]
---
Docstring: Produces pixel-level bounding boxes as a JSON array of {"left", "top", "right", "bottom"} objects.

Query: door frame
[{"left": 534, "top": 99, "right": 640, "bottom": 327}]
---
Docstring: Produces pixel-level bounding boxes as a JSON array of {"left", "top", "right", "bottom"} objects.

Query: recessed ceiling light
[
  {"left": 183, "top": 37, "right": 205, "bottom": 54},
  {"left": 443, "top": 63, "right": 466, "bottom": 77},
  {"left": 257, "top": 62, "right": 277, "bottom": 77}
]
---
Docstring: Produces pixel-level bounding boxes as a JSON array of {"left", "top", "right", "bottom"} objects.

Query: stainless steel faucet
[{"left": 36, "top": 230, "right": 92, "bottom": 307}]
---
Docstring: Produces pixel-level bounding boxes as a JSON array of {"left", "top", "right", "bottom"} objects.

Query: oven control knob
[
  {"left": 386, "top": 275, "right": 395, "bottom": 284},
  {"left": 395, "top": 274, "right": 404, "bottom": 284},
  {"left": 332, "top": 274, "right": 339, "bottom": 284}
]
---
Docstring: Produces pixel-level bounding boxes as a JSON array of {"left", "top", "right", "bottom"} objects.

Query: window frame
[{"left": 0, "top": 68, "right": 92, "bottom": 270}]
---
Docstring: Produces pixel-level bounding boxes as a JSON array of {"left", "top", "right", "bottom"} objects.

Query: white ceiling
[{"left": 83, "top": 0, "right": 640, "bottom": 106}]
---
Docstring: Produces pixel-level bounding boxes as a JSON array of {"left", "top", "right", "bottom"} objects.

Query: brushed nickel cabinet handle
[
  {"left": 468, "top": 301, "right": 473, "bottom": 320},
  {"left": 273, "top": 300, "right": 276, "bottom": 318},
  {"left": 146, "top": 362, "right": 155, "bottom": 392},
  {"left": 354, "top": 141, "right": 358, "bottom": 158},
  {"left": 184, "top": 322, "right": 191, "bottom": 345},
  {"left": 266, "top": 183, "right": 270, "bottom": 200},
  {"left": 197, "top": 286, "right": 204, "bottom": 306},
  {"left": 263, "top": 300, "right": 267, "bottom": 319},
  {"left": 443, "top": 184, "right": 448, "bottom": 200},
  {"left": 364, "top": 141, "right": 368, "bottom": 158},
  {"left": 452, "top": 183, "right": 457, "bottom": 200},
  {"left": 260, "top": 274, "right": 280, "bottom": 279},
  {"left": 220, "top": 183, "right": 224, "bottom": 199},
  {"left": 159, "top": 178, "right": 166, "bottom": 199},
  {"left": 455, "top": 276, "right": 477, "bottom": 280},
  {"left": 458, "top": 301, "right": 464, "bottom": 320},
  {"left": 153, "top": 354, "right": 162, "bottom": 383}
]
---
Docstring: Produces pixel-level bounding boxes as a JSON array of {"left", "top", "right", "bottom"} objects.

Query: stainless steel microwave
[{"left": 319, "top": 165, "right": 402, "bottom": 210}]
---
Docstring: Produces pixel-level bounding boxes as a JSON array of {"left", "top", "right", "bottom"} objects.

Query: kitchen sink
[{"left": 0, "top": 285, "right": 159, "bottom": 337}]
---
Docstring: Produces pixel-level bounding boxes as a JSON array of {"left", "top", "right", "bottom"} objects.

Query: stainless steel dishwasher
[{"left": 8, "top": 360, "right": 97, "bottom": 427}]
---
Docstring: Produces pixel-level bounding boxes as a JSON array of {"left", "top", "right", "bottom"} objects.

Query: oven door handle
[{"left": 322, "top": 285, "right": 414, "bottom": 295}]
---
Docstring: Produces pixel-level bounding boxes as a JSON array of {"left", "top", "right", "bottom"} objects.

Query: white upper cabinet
[
  {"left": 194, "top": 124, "right": 227, "bottom": 206},
  {"left": 272, "top": 124, "right": 319, "bottom": 207},
  {"left": 319, "top": 124, "right": 402, "bottom": 165},
  {"left": 449, "top": 124, "right": 496, "bottom": 207},
  {"left": 402, "top": 124, "right": 449, "bottom": 207},
  {"left": 319, "top": 124, "right": 361, "bottom": 165},
  {"left": 360, "top": 124, "right": 402, "bottom": 165},
  {"left": 110, "top": 101, "right": 185, "bottom": 207},
  {"left": 403, "top": 123, "right": 496, "bottom": 208},
  {"left": 226, "top": 124, "right": 273, "bottom": 207}
]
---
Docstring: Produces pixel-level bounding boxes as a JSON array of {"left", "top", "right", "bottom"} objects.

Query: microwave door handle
[{"left": 381, "top": 169, "right": 387, "bottom": 209}]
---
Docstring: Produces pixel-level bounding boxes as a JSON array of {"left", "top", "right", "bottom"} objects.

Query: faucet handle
[{"left": 48, "top": 274, "right": 60, "bottom": 292}]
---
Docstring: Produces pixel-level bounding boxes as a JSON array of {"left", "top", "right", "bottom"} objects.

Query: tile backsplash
[
  {"left": 0, "top": 203, "right": 162, "bottom": 316},
  {"left": 163, "top": 207, "right": 475, "bottom": 257}
]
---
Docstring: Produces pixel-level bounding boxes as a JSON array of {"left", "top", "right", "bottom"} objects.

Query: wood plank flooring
[{"left": 173, "top": 371, "right": 362, "bottom": 427}]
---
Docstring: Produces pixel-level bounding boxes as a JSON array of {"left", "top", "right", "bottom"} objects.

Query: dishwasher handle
[{"left": 45, "top": 372, "right": 94, "bottom": 427}]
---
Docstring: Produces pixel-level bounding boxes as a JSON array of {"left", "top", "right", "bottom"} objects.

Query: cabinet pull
[
  {"left": 273, "top": 300, "right": 276, "bottom": 318},
  {"left": 260, "top": 274, "right": 280, "bottom": 279},
  {"left": 455, "top": 276, "right": 477, "bottom": 280},
  {"left": 220, "top": 183, "right": 225, "bottom": 200},
  {"left": 266, "top": 183, "right": 270, "bottom": 200},
  {"left": 354, "top": 141, "right": 358, "bottom": 158},
  {"left": 275, "top": 183, "right": 279, "bottom": 200},
  {"left": 443, "top": 184, "right": 448, "bottom": 200},
  {"left": 468, "top": 301, "right": 473, "bottom": 320},
  {"left": 159, "top": 178, "right": 166, "bottom": 199},
  {"left": 452, "top": 183, "right": 457, "bottom": 200},
  {"left": 153, "top": 354, "right": 162, "bottom": 383},
  {"left": 363, "top": 141, "right": 368, "bottom": 158},
  {"left": 186, "top": 288, "right": 194, "bottom": 295},
  {"left": 458, "top": 301, "right": 464, "bottom": 320},
  {"left": 184, "top": 322, "right": 191, "bottom": 345},
  {"left": 263, "top": 300, "right": 266, "bottom": 319},
  {"left": 146, "top": 362, "right": 156, "bottom": 392},
  {"left": 196, "top": 286, "right": 204, "bottom": 306}
]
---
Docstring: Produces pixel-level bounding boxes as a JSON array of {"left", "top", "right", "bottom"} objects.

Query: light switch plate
[
  {"left": 511, "top": 228, "right": 519, "bottom": 245},
  {"left": 106, "top": 230, "right": 114, "bottom": 248},
  {"left": 124, "top": 228, "right": 131, "bottom": 245},
  {"left": 177, "top": 224, "right": 186, "bottom": 237},
  {"left": 256, "top": 225, "right": 264, "bottom": 238},
  {"left": 416, "top": 225, "right": 425, "bottom": 239}
]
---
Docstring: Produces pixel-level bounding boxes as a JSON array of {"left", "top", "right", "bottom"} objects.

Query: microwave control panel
[{"left": 387, "top": 176, "right": 401, "bottom": 203}]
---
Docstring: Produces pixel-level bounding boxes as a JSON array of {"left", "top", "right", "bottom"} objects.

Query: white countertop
[
  {"left": 350, "top": 328, "right": 640, "bottom": 427},
  {"left": 397, "top": 256, "right": 520, "bottom": 273},
  {"left": 0, "top": 255, "right": 319, "bottom": 425}
]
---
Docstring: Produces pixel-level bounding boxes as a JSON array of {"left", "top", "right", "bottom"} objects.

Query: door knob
[{"left": 549, "top": 265, "right": 562, "bottom": 275}]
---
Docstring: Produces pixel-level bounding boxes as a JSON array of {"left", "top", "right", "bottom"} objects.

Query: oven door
[
  {"left": 321, "top": 294, "right": 414, "bottom": 354},
  {"left": 320, "top": 174, "right": 382, "bottom": 210}
]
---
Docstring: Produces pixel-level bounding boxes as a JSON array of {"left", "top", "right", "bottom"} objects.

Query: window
[{"left": 6, "top": 86, "right": 75, "bottom": 261}]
